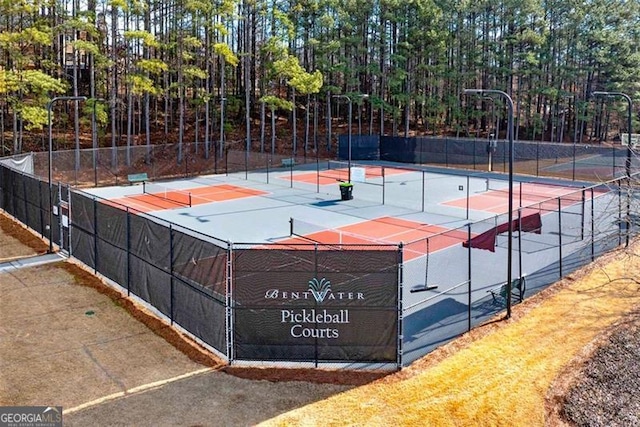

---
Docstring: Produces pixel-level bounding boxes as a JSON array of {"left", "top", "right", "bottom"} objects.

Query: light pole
[
  {"left": 592, "top": 91, "right": 633, "bottom": 246},
  {"left": 47, "top": 96, "right": 87, "bottom": 253},
  {"left": 464, "top": 88, "right": 515, "bottom": 318},
  {"left": 219, "top": 96, "right": 227, "bottom": 160},
  {"left": 332, "top": 94, "right": 368, "bottom": 182}
]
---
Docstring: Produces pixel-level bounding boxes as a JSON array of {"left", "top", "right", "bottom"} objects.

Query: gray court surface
[{"left": 80, "top": 161, "right": 620, "bottom": 365}]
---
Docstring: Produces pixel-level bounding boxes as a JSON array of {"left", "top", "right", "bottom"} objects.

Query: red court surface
[
  {"left": 282, "top": 166, "right": 410, "bottom": 186},
  {"left": 444, "top": 183, "right": 594, "bottom": 214},
  {"left": 107, "top": 184, "right": 267, "bottom": 213},
  {"left": 275, "top": 216, "right": 469, "bottom": 261}
]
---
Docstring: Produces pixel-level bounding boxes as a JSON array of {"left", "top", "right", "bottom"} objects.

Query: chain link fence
[{"left": 2, "top": 151, "right": 639, "bottom": 369}]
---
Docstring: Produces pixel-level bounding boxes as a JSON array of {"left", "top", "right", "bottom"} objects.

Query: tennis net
[
  {"left": 326, "top": 160, "right": 384, "bottom": 178},
  {"left": 290, "top": 217, "right": 395, "bottom": 247},
  {"left": 485, "top": 180, "right": 584, "bottom": 203},
  {"left": 143, "top": 182, "right": 192, "bottom": 207}
]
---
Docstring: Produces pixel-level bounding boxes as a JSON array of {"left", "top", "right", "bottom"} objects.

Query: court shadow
[
  {"left": 403, "top": 297, "right": 468, "bottom": 340},
  {"left": 310, "top": 200, "right": 342, "bottom": 207}
]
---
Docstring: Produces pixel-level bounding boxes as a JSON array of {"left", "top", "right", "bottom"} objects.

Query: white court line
[{"left": 63, "top": 367, "right": 215, "bottom": 415}]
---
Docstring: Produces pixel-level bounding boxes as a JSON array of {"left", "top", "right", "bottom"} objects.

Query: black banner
[{"left": 233, "top": 248, "right": 399, "bottom": 363}]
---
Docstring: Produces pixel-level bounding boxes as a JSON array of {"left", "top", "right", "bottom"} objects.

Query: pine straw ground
[{"left": 3, "top": 211, "right": 640, "bottom": 426}]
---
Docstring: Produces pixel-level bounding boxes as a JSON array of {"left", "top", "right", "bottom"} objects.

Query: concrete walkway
[{"left": 0, "top": 252, "right": 67, "bottom": 273}]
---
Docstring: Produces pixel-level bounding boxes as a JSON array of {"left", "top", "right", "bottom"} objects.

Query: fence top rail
[{"left": 232, "top": 241, "right": 401, "bottom": 249}]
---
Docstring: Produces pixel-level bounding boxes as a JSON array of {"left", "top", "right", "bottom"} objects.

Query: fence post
[
  {"left": 57, "top": 182, "right": 63, "bottom": 251},
  {"left": 618, "top": 183, "right": 622, "bottom": 246},
  {"left": 22, "top": 173, "right": 28, "bottom": 228},
  {"left": 93, "top": 198, "right": 98, "bottom": 274},
  {"left": 421, "top": 170, "right": 425, "bottom": 212},
  {"left": 518, "top": 208, "right": 523, "bottom": 280},
  {"left": 558, "top": 197, "right": 563, "bottom": 278},
  {"left": 467, "top": 223, "right": 472, "bottom": 332},
  {"left": 581, "top": 188, "right": 586, "bottom": 240},
  {"left": 473, "top": 138, "right": 476, "bottom": 170},
  {"left": 314, "top": 243, "right": 319, "bottom": 368},
  {"left": 536, "top": 141, "right": 540, "bottom": 176},
  {"left": 170, "top": 224, "right": 174, "bottom": 326},
  {"left": 591, "top": 188, "right": 595, "bottom": 261},
  {"left": 397, "top": 242, "right": 404, "bottom": 370},
  {"left": 66, "top": 185, "right": 72, "bottom": 255},
  {"left": 38, "top": 178, "right": 44, "bottom": 238},
  {"left": 226, "top": 241, "right": 233, "bottom": 363},
  {"left": 466, "top": 176, "right": 470, "bottom": 219},
  {"left": 382, "top": 166, "right": 386, "bottom": 205},
  {"left": 126, "top": 207, "right": 131, "bottom": 296},
  {"left": 445, "top": 138, "right": 449, "bottom": 167},
  {"left": 268, "top": 154, "right": 272, "bottom": 186}
]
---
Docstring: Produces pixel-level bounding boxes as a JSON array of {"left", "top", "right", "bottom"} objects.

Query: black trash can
[{"left": 339, "top": 183, "right": 353, "bottom": 200}]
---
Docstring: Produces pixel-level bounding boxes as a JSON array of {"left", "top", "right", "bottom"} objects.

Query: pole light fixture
[
  {"left": 463, "top": 88, "right": 515, "bottom": 318},
  {"left": 592, "top": 91, "right": 633, "bottom": 246},
  {"left": 47, "top": 96, "right": 87, "bottom": 253},
  {"left": 332, "top": 94, "right": 368, "bottom": 182}
]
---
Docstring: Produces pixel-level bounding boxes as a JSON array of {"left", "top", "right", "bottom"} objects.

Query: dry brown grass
[{"left": 261, "top": 242, "right": 640, "bottom": 427}]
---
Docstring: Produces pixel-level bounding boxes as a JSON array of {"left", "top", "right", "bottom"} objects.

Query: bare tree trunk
[
  {"left": 260, "top": 101, "right": 265, "bottom": 153},
  {"left": 292, "top": 88, "right": 297, "bottom": 155},
  {"left": 219, "top": 56, "right": 226, "bottom": 159},
  {"left": 271, "top": 105, "right": 275, "bottom": 155},
  {"left": 144, "top": 5, "right": 151, "bottom": 162},
  {"left": 326, "top": 92, "right": 332, "bottom": 151},
  {"left": 110, "top": 2, "right": 118, "bottom": 167},
  {"left": 304, "top": 94, "right": 310, "bottom": 156}
]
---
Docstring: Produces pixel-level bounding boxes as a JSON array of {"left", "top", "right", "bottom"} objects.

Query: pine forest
[{"left": 1, "top": 0, "right": 640, "bottom": 158}]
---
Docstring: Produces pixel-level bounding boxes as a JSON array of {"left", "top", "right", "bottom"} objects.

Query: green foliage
[
  {"left": 71, "top": 40, "right": 101, "bottom": 56},
  {"left": 129, "top": 0, "right": 147, "bottom": 15},
  {"left": 273, "top": 8, "right": 295, "bottom": 39},
  {"left": 0, "top": 27, "right": 51, "bottom": 49},
  {"left": 186, "top": 0, "right": 212, "bottom": 14},
  {"left": 138, "top": 59, "right": 169, "bottom": 74},
  {"left": 182, "top": 36, "right": 203, "bottom": 49},
  {"left": 184, "top": 66, "right": 208, "bottom": 80},
  {"left": 59, "top": 18, "right": 101, "bottom": 38},
  {"left": 22, "top": 70, "right": 68, "bottom": 96},
  {"left": 289, "top": 70, "right": 323, "bottom": 95},
  {"left": 273, "top": 55, "right": 304, "bottom": 79},
  {"left": 214, "top": 43, "right": 239, "bottom": 66},
  {"left": 259, "top": 95, "right": 294, "bottom": 111},
  {"left": 124, "top": 30, "right": 159, "bottom": 48},
  {"left": 272, "top": 54, "right": 324, "bottom": 95},
  {"left": 18, "top": 105, "right": 48, "bottom": 131},
  {"left": 108, "top": 0, "right": 128, "bottom": 11},
  {"left": 82, "top": 99, "right": 108, "bottom": 127},
  {"left": 127, "top": 74, "right": 160, "bottom": 96},
  {"left": 0, "top": 70, "right": 19, "bottom": 94}
]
